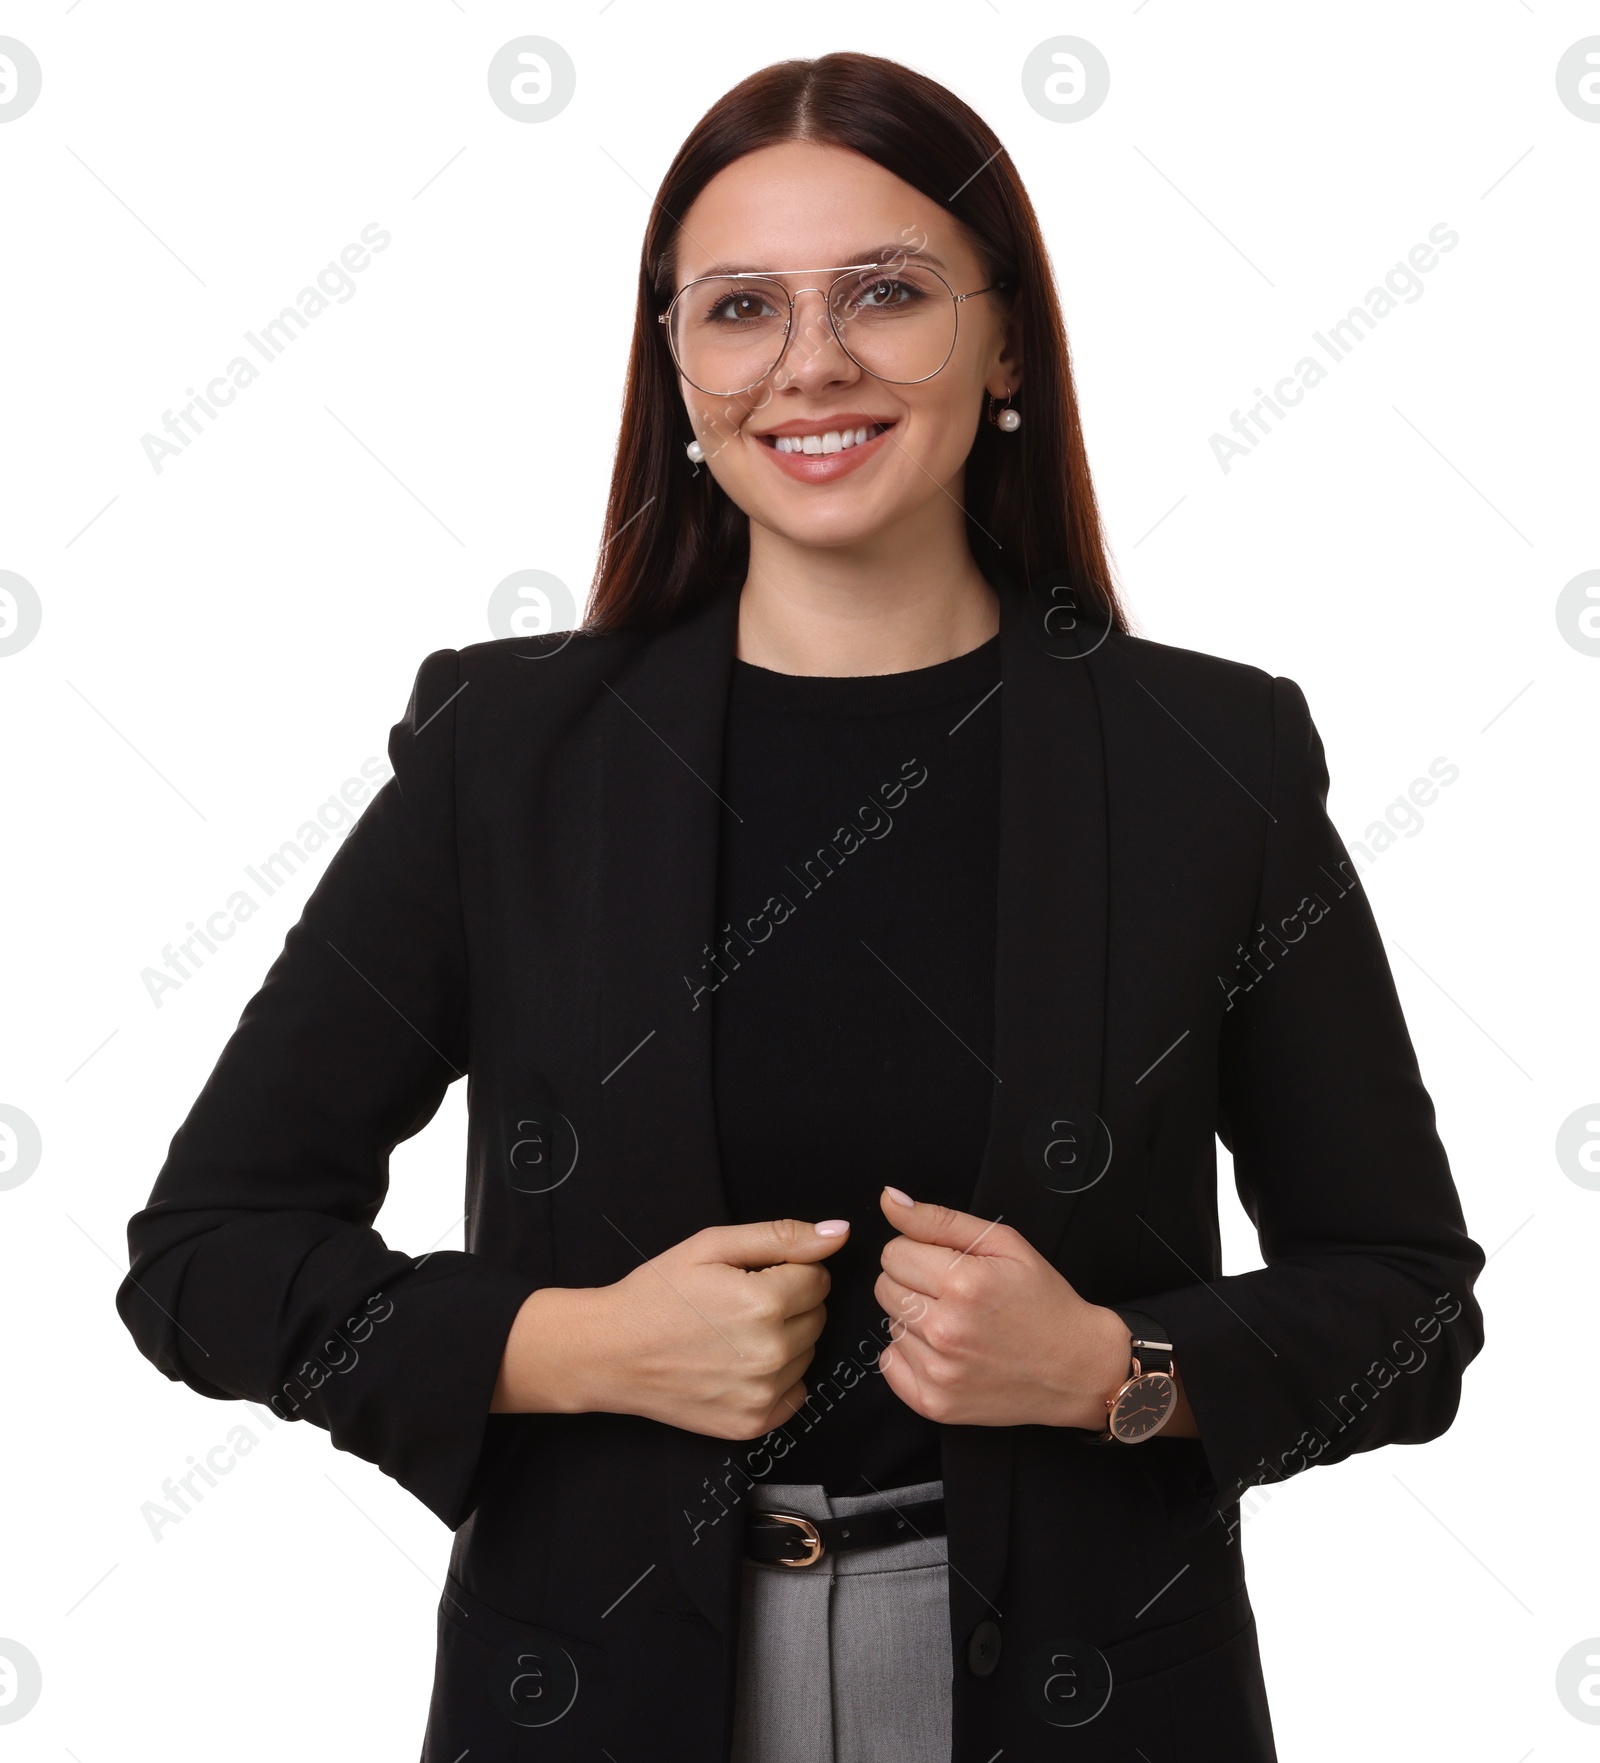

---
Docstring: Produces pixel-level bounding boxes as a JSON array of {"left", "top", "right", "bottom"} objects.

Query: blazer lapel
[
  {"left": 587, "top": 585, "right": 747, "bottom": 1638},
  {"left": 943, "top": 565, "right": 1112, "bottom": 1633},
  {"left": 590, "top": 587, "right": 741, "bottom": 1264},
  {"left": 968, "top": 566, "right": 1110, "bottom": 1261}
]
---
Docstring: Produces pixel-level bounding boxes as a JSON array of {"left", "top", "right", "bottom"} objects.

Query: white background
[{"left": 2, "top": 4, "right": 1596, "bottom": 1758}]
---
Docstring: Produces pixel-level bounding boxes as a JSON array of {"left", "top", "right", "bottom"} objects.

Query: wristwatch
[{"left": 1095, "top": 1307, "right": 1178, "bottom": 1444}]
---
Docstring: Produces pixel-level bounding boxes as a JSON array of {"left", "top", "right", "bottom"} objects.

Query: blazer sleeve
[
  {"left": 114, "top": 647, "right": 541, "bottom": 1530},
  {"left": 1119, "top": 674, "right": 1486, "bottom": 1532}
]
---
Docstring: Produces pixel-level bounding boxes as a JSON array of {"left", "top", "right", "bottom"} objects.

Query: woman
[{"left": 116, "top": 52, "right": 1485, "bottom": 1763}]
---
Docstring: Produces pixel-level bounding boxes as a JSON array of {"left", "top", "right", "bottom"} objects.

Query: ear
[{"left": 990, "top": 295, "right": 1024, "bottom": 398}]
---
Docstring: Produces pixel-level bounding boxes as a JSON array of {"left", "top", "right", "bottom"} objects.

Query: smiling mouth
[{"left": 759, "top": 421, "right": 896, "bottom": 455}]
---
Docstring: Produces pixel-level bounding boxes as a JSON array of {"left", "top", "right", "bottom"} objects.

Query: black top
[{"left": 710, "top": 631, "right": 1002, "bottom": 1494}]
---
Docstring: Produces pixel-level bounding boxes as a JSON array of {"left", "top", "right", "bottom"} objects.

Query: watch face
[{"left": 1109, "top": 1372, "right": 1176, "bottom": 1442}]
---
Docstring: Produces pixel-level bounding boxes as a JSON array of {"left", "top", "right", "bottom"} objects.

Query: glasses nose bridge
[
  {"left": 785, "top": 280, "right": 841, "bottom": 327},
  {"left": 776, "top": 276, "right": 854, "bottom": 379}
]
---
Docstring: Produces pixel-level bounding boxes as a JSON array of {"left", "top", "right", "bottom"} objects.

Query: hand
[
  {"left": 873, "top": 1187, "right": 1132, "bottom": 1430},
  {"left": 491, "top": 1217, "right": 851, "bottom": 1440}
]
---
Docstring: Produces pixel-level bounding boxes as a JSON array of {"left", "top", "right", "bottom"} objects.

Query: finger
[
  {"left": 752, "top": 1259, "right": 833, "bottom": 1318},
  {"left": 877, "top": 1325, "right": 945, "bottom": 1416},
  {"left": 879, "top": 1187, "right": 1012, "bottom": 1257},
  {"left": 874, "top": 1269, "right": 936, "bottom": 1341},
  {"left": 881, "top": 1322, "right": 943, "bottom": 1381},
  {"left": 778, "top": 1303, "right": 827, "bottom": 1361},
  {"left": 750, "top": 1376, "right": 811, "bottom": 1435},
  {"left": 695, "top": 1217, "right": 850, "bottom": 1270},
  {"left": 745, "top": 1344, "right": 818, "bottom": 1405},
  {"left": 879, "top": 1233, "right": 982, "bottom": 1300}
]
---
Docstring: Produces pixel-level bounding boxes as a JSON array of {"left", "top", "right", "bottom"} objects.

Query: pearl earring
[
  {"left": 685, "top": 438, "right": 705, "bottom": 463},
  {"left": 987, "top": 392, "right": 1021, "bottom": 433}
]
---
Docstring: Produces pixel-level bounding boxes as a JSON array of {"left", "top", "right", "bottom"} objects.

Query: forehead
[{"left": 673, "top": 140, "right": 969, "bottom": 286}]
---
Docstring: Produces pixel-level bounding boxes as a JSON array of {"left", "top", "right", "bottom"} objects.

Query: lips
[{"left": 751, "top": 417, "right": 899, "bottom": 483}]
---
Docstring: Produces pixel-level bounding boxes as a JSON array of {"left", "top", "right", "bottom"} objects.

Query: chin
[
  {"left": 753, "top": 498, "right": 901, "bottom": 551},
  {"left": 727, "top": 470, "right": 934, "bottom": 547}
]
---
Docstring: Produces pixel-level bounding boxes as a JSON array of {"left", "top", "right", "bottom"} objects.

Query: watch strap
[{"left": 1109, "top": 1306, "right": 1175, "bottom": 1376}]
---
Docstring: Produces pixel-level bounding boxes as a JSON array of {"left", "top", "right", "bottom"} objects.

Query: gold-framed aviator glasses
[{"left": 658, "top": 260, "right": 1009, "bottom": 398}]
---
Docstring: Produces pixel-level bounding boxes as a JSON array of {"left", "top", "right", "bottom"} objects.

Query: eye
[
  {"left": 706, "top": 288, "right": 783, "bottom": 325},
  {"left": 849, "top": 276, "right": 918, "bottom": 312}
]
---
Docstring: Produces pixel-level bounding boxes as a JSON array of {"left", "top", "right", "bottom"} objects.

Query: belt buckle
[{"left": 764, "top": 1511, "right": 824, "bottom": 1568}]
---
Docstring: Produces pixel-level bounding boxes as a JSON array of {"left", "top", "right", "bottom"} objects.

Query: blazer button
[{"left": 966, "top": 1618, "right": 1002, "bottom": 1676}]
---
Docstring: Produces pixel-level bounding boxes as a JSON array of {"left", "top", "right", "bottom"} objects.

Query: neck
[{"left": 735, "top": 497, "right": 1000, "bottom": 677}]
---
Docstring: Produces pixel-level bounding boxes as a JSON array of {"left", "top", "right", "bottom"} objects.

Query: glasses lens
[
  {"left": 668, "top": 276, "right": 792, "bottom": 396},
  {"left": 829, "top": 265, "right": 957, "bottom": 384}
]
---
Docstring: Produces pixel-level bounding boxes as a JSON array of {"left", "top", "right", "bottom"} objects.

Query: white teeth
[{"left": 774, "top": 424, "right": 877, "bottom": 454}]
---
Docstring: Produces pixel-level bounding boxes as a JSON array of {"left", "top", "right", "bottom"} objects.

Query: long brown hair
[{"left": 585, "top": 51, "right": 1129, "bottom": 636}]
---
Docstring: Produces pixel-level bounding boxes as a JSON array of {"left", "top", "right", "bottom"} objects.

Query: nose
[{"left": 775, "top": 284, "right": 859, "bottom": 391}]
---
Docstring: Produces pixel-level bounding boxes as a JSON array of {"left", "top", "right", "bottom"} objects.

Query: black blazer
[{"left": 117, "top": 568, "right": 1485, "bottom": 1761}]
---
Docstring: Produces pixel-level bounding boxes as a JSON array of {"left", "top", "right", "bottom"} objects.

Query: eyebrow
[{"left": 692, "top": 244, "right": 950, "bottom": 277}]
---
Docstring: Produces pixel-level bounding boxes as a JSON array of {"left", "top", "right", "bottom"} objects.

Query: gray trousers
[{"left": 729, "top": 1477, "right": 952, "bottom": 1763}]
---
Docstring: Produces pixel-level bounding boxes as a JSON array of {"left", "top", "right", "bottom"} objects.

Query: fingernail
[
  {"left": 814, "top": 1219, "right": 850, "bottom": 1238},
  {"left": 882, "top": 1186, "right": 914, "bottom": 1207}
]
